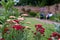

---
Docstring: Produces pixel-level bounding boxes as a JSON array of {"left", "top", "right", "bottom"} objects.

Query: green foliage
[
  {"left": 15, "top": 0, "right": 60, "bottom": 6},
  {"left": 50, "top": 13, "right": 60, "bottom": 22},
  {"left": 54, "top": 23, "right": 60, "bottom": 33},
  {"left": 29, "top": 12, "right": 37, "bottom": 17},
  {"left": 0, "top": 0, "right": 20, "bottom": 22}
]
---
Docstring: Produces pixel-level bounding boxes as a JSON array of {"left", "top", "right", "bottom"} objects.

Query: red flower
[
  {"left": 0, "top": 38, "right": 5, "bottom": 40},
  {"left": 57, "top": 34, "right": 60, "bottom": 38},
  {"left": 14, "top": 20, "right": 19, "bottom": 23},
  {"left": 12, "top": 24, "right": 23, "bottom": 30},
  {"left": 51, "top": 32, "right": 58, "bottom": 37},
  {"left": 48, "top": 38, "right": 52, "bottom": 40},
  {"left": 35, "top": 24, "right": 42, "bottom": 28},
  {"left": 39, "top": 28, "right": 45, "bottom": 34}
]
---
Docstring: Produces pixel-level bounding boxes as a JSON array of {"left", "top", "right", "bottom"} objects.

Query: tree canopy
[{"left": 0, "top": 0, "right": 60, "bottom": 6}]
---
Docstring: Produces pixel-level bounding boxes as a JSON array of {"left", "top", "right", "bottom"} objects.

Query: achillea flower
[
  {"left": 35, "top": 24, "right": 42, "bottom": 28},
  {"left": 17, "top": 17, "right": 24, "bottom": 21},
  {"left": 39, "top": 29, "right": 45, "bottom": 34},
  {"left": 6, "top": 19, "right": 14, "bottom": 24},
  {"left": 25, "top": 26, "right": 29, "bottom": 29},
  {"left": 35, "top": 24, "right": 45, "bottom": 35},
  {"left": 12, "top": 24, "right": 23, "bottom": 30},
  {"left": 51, "top": 32, "right": 58, "bottom": 37},
  {"left": 0, "top": 24, "right": 2, "bottom": 28},
  {"left": 13, "top": 20, "right": 19, "bottom": 23},
  {"left": 22, "top": 14, "right": 28, "bottom": 16},
  {"left": 9, "top": 16, "right": 15, "bottom": 19},
  {"left": 48, "top": 38, "right": 52, "bottom": 40},
  {"left": 58, "top": 34, "right": 60, "bottom": 38},
  {"left": 18, "top": 16, "right": 21, "bottom": 18},
  {"left": 25, "top": 26, "right": 31, "bottom": 30},
  {"left": 0, "top": 38, "right": 5, "bottom": 40}
]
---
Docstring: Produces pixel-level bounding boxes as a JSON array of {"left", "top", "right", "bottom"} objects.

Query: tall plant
[{"left": 1, "top": 0, "right": 20, "bottom": 21}]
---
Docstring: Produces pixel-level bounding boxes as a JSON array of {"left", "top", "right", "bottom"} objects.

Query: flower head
[
  {"left": 39, "top": 28, "right": 45, "bottom": 34},
  {"left": 17, "top": 17, "right": 24, "bottom": 21},
  {"left": 51, "top": 32, "right": 58, "bottom": 37},
  {"left": 48, "top": 38, "right": 52, "bottom": 40},
  {"left": 0, "top": 38, "right": 5, "bottom": 40},
  {"left": 35, "top": 24, "right": 42, "bottom": 28},
  {"left": 9, "top": 16, "right": 15, "bottom": 19},
  {"left": 12, "top": 24, "right": 23, "bottom": 30},
  {"left": 13, "top": 20, "right": 19, "bottom": 23}
]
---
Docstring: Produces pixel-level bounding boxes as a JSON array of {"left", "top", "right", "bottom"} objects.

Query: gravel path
[{"left": 33, "top": 18, "right": 60, "bottom": 24}]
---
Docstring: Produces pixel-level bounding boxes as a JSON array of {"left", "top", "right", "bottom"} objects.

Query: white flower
[
  {"left": 17, "top": 17, "right": 25, "bottom": 21},
  {"left": 25, "top": 26, "right": 29, "bottom": 29},
  {"left": 6, "top": 19, "right": 11, "bottom": 22},
  {"left": 0, "top": 24, "right": 2, "bottom": 28},
  {"left": 18, "top": 16, "right": 21, "bottom": 18},
  {"left": 22, "top": 14, "right": 28, "bottom": 16}
]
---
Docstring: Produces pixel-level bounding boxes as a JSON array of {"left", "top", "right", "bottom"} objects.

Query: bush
[
  {"left": 26, "top": 9, "right": 31, "bottom": 13},
  {"left": 29, "top": 12, "right": 37, "bottom": 17},
  {"left": 50, "top": 13, "right": 60, "bottom": 22}
]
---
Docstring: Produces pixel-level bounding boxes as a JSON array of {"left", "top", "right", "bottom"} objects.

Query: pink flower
[
  {"left": 9, "top": 16, "right": 15, "bottom": 19},
  {"left": 58, "top": 38, "right": 60, "bottom": 40},
  {"left": 17, "top": 17, "right": 24, "bottom": 21},
  {"left": 12, "top": 24, "right": 23, "bottom": 30}
]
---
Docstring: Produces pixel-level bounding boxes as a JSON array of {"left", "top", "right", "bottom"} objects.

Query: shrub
[
  {"left": 21, "top": 8, "right": 25, "bottom": 12},
  {"left": 50, "top": 13, "right": 60, "bottom": 22},
  {"left": 29, "top": 12, "right": 37, "bottom": 17},
  {"left": 26, "top": 9, "right": 31, "bottom": 13}
]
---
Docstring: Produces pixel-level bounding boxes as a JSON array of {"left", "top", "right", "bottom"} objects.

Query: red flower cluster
[
  {"left": 12, "top": 24, "right": 24, "bottom": 30},
  {"left": 13, "top": 20, "right": 19, "bottom": 23},
  {"left": 48, "top": 38, "right": 52, "bottom": 40},
  {"left": 0, "top": 38, "right": 5, "bottom": 40},
  {"left": 35, "top": 24, "right": 45, "bottom": 34},
  {"left": 48, "top": 32, "right": 60, "bottom": 40},
  {"left": 51, "top": 32, "right": 60, "bottom": 38}
]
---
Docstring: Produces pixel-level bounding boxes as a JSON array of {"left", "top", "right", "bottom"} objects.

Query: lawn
[{"left": 22, "top": 17, "right": 55, "bottom": 40}]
